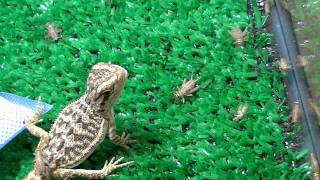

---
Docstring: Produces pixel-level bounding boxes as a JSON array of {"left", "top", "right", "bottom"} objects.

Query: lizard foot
[
  {"left": 118, "top": 132, "right": 137, "bottom": 149},
  {"left": 103, "top": 157, "right": 134, "bottom": 176}
]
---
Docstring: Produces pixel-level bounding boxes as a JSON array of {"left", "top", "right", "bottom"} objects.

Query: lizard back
[{"left": 42, "top": 97, "right": 109, "bottom": 169}]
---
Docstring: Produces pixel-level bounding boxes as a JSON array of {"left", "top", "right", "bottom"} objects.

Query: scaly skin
[{"left": 24, "top": 63, "right": 135, "bottom": 179}]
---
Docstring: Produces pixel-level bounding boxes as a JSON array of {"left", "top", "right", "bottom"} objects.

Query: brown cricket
[
  {"left": 297, "top": 55, "right": 309, "bottom": 67},
  {"left": 279, "top": 58, "right": 291, "bottom": 72},
  {"left": 290, "top": 101, "right": 300, "bottom": 123},
  {"left": 265, "top": 0, "right": 273, "bottom": 14},
  {"left": 281, "top": 0, "right": 289, "bottom": 11},
  {"left": 311, "top": 152, "right": 320, "bottom": 180},
  {"left": 309, "top": 99, "right": 320, "bottom": 119},
  {"left": 174, "top": 78, "right": 199, "bottom": 103},
  {"left": 229, "top": 26, "right": 247, "bottom": 46},
  {"left": 233, "top": 103, "right": 249, "bottom": 121},
  {"left": 45, "top": 22, "right": 62, "bottom": 41}
]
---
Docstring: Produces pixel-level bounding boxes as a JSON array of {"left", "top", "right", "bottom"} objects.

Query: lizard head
[{"left": 85, "top": 62, "right": 128, "bottom": 108}]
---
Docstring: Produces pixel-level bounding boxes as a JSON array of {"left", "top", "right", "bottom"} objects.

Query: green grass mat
[{"left": 0, "top": 0, "right": 309, "bottom": 179}]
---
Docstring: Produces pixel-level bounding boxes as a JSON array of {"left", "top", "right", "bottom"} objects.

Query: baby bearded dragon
[
  {"left": 174, "top": 78, "right": 199, "bottom": 103},
  {"left": 24, "top": 63, "right": 135, "bottom": 180},
  {"left": 233, "top": 103, "right": 249, "bottom": 121},
  {"left": 229, "top": 26, "right": 247, "bottom": 46},
  {"left": 45, "top": 22, "right": 62, "bottom": 41}
]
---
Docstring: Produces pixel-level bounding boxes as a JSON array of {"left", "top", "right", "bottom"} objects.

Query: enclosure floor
[{"left": 0, "top": 0, "right": 308, "bottom": 179}]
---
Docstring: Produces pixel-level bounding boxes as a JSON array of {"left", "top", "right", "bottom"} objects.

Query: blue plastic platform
[{"left": 0, "top": 92, "right": 53, "bottom": 150}]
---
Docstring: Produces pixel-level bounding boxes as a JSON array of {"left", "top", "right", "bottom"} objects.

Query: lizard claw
[
  {"left": 119, "top": 132, "right": 137, "bottom": 149},
  {"left": 24, "top": 96, "right": 44, "bottom": 125},
  {"left": 103, "top": 157, "right": 134, "bottom": 175}
]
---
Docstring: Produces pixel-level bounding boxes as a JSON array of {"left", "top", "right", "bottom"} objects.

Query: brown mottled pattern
[{"left": 43, "top": 99, "right": 107, "bottom": 169}]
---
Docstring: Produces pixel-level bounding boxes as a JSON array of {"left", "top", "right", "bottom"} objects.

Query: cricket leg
[
  {"left": 182, "top": 79, "right": 186, "bottom": 86},
  {"left": 52, "top": 157, "right": 133, "bottom": 179},
  {"left": 108, "top": 110, "right": 136, "bottom": 149},
  {"left": 189, "top": 86, "right": 199, "bottom": 94},
  {"left": 242, "top": 27, "right": 248, "bottom": 36}
]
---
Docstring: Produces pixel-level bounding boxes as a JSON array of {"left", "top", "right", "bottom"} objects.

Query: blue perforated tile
[{"left": 0, "top": 92, "right": 53, "bottom": 150}]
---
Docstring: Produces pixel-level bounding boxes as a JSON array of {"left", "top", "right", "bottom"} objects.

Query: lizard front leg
[
  {"left": 25, "top": 97, "right": 49, "bottom": 150},
  {"left": 52, "top": 157, "right": 133, "bottom": 179},
  {"left": 24, "top": 97, "right": 50, "bottom": 178},
  {"left": 108, "top": 110, "right": 136, "bottom": 149}
]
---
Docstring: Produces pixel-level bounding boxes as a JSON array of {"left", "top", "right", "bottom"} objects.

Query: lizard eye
[
  {"left": 104, "top": 90, "right": 111, "bottom": 99},
  {"left": 94, "top": 90, "right": 111, "bottom": 102}
]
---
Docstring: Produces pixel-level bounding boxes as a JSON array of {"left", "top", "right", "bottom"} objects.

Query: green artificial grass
[{"left": 0, "top": 0, "right": 309, "bottom": 179}]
